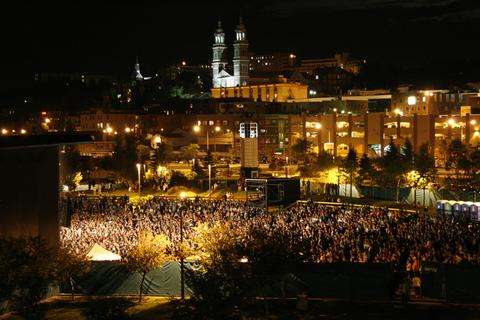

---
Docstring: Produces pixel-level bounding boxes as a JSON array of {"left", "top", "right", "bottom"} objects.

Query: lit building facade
[
  {"left": 391, "top": 88, "right": 480, "bottom": 116},
  {"left": 249, "top": 52, "right": 297, "bottom": 72},
  {"left": 191, "top": 112, "right": 480, "bottom": 164},
  {"left": 297, "top": 52, "right": 365, "bottom": 75},
  {"left": 78, "top": 110, "right": 139, "bottom": 134},
  {"left": 211, "top": 83, "right": 308, "bottom": 102}
]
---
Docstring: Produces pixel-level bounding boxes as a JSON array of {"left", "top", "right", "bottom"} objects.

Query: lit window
[{"left": 407, "top": 96, "right": 416, "bottom": 105}]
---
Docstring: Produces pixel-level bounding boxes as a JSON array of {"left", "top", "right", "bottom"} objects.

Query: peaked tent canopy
[{"left": 86, "top": 243, "right": 121, "bottom": 261}]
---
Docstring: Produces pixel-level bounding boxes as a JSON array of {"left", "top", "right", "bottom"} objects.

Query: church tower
[
  {"left": 134, "top": 56, "right": 143, "bottom": 81},
  {"left": 212, "top": 21, "right": 228, "bottom": 88},
  {"left": 233, "top": 17, "right": 249, "bottom": 87}
]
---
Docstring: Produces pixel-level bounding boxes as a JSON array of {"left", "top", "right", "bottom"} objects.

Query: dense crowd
[{"left": 60, "top": 197, "right": 480, "bottom": 268}]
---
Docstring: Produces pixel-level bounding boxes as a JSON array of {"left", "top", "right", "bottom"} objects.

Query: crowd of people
[{"left": 60, "top": 197, "right": 480, "bottom": 268}]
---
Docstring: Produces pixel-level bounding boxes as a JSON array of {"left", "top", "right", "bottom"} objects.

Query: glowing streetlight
[
  {"left": 471, "top": 120, "right": 477, "bottom": 126},
  {"left": 20, "top": 129, "right": 26, "bottom": 134},
  {"left": 448, "top": 118, "right": 455, "bottom": 127},
  {"left": 315, "top": 123, "right": 322, "bottom": 154},
  {"left": 44, "top": 118, "right": 51, "bottom": 124},
  {"left": 193, "top": 124, "right": 220, "bottom": 153},
  {"left": 125, "top": 127, "right": 131, "bottom": 133},
  {"left": 106, "top": 127, "right": 113, "bottom": 134},
  {"left": 136, "top": 163, "right": 141, "bottom": 196},
  {"left": 1, "top": 129, "right": 8, "bottom": 135}
]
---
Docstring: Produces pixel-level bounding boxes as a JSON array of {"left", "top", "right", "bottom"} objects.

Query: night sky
[{"left": 2, "top": 1, "right": 480, "bottom": 89}]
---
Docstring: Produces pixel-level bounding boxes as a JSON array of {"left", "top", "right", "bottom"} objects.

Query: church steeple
[
  {"left": 233, "top": 16, "right": 249, "bottom": 87},
  {"left": 212, "top": 20, "right": 228, "bottom": 88},
  {"left": 134, "top": 56, "right": 143, "bottom": 81}
]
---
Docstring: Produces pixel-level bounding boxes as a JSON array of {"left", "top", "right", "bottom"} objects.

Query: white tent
[{"left": 86, "top": 243, "right": 121, "bottom": 261}]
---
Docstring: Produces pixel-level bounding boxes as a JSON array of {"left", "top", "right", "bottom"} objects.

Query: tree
[
  {"left": 65, "top": 171, "right": 83, "bottom": 192},
  {"left": 181, "top": 143, "right": 200, "bottom": 161},
  {"left": 291, "top": 138, "right": 313, "bottom": 163},
  {"left": 339, "top": 148, "right": 358, "bottom": 198},
  {"left": 0, "top": 237, "right": 56, "bottom": 318},
  {"left": 447, "top": 139, "right": 467, "bottom": 179},
  {"left": 401, "top": 138, "right": 414, "bottom": 166},
  {"left": 113, "top": 134, "right": 138, "bottom": 183},
  {"left": 123, "top": 230, "right": 171, "bottom": 301},
  {"left": 136, "top": 144, "right": 151, "bottom": 164},
  {"left": 378, "top": 139, "right": 406, "bottom": 202},
  {"left": 242, "top": 225, "right": 303, "bottom": 315},
  {"left": 155, "top": 142, "right": 174, "bottom": 165},
  {"left": 186, "top": 222, "right": 247, "bottom": 318},
  {"left": 62, "top": 145, "right": 81, "bottom": 177},
  {"left": 357, "top": 154, "right": 375, "bottom": 198},
  {"left": 466, "top": 148, "right": 480, "bottom": 199},
  {"left": 54, "top": 247, "right": 91, "bottom": 301},
  {"left": 192, "top": 222, "right": 241, "bottom": 268},
  {"left": 315, "top": 151, "right": 335, "bottom": 172},
  {"left": 413, "top": 143, "right": 436, "bottom": 205}
]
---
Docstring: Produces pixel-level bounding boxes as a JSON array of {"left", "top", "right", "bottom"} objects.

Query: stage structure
[
  {"left": 240, "top": 122, "right": 259, "bottom": 179},
  {"left": 0, "top": 134, "right": 93, "bottom": 248},
  {"left": 246, "top": 178, "right": 300, "bottom": 208}
]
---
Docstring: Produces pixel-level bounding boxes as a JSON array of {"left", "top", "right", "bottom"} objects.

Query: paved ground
[{"left": 2, "top": 296, "right": 480, "bottom": 320}]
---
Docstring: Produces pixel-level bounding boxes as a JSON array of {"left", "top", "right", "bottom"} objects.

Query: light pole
[
  {"left": 136, "top": 163, "right": 141, "bottom": 196},
  {"left": 179, "top": 191, "right": 186, "bottom": 301},
  {"left": 285, "top": 156, "right": 289, "bottom": 178},
  {"left": 315, "top": 122, "right": 322, "bottom": 155},
  {"left": 208, "top": 164, "right": 212, "bottom": 194},
  {"left": 193, "top": 124, "right": 221, "bottom": 155},
  {"left": 206, "top": 130, "right": 209, "bottom": 152}
]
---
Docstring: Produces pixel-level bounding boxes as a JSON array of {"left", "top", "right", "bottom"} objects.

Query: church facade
[
  {"left": 212, "top": 18, "right": 249, "bottom": 88},
  {"left": 211, "top": 18, "right": 308, "bottom": 102}
]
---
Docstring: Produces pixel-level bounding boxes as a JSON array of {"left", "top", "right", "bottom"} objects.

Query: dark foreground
[{"left": 2, "top": 296, "right": 480, "bottom": 320}]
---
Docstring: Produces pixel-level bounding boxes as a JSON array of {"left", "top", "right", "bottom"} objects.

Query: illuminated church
[
  {"left": 211, "top": 18, "right": 308, "bottom": 102},
  {"left": 212, "top": 18, "right": 249, "bottom": 88}
]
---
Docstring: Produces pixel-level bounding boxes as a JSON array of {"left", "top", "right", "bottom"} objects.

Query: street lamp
[
  {"left": 193, "top": 124, "right": 221, "bottom": 154},
  {"left": 136, "top": 163, "right": 141, "bottom": 196},
  {"left": 315, "top": 123, "right": 322, "bottom": 155}
]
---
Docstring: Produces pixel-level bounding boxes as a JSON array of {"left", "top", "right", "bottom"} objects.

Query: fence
[{"left": 69, "top": 261, "right": 480, "bottom": 302}]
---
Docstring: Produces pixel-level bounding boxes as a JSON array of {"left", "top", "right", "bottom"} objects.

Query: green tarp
[{"left": 72, "top": 262, "right": 393, "bottom": 300}]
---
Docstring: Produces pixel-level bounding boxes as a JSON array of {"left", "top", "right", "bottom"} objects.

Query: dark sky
[{"left": 2, "top": 0, "right": 480, "bottom": 88}]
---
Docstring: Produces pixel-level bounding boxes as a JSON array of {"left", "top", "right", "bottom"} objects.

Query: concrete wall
[{"left": 0, "top": 146, "right": 59, "bottom": 248}]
